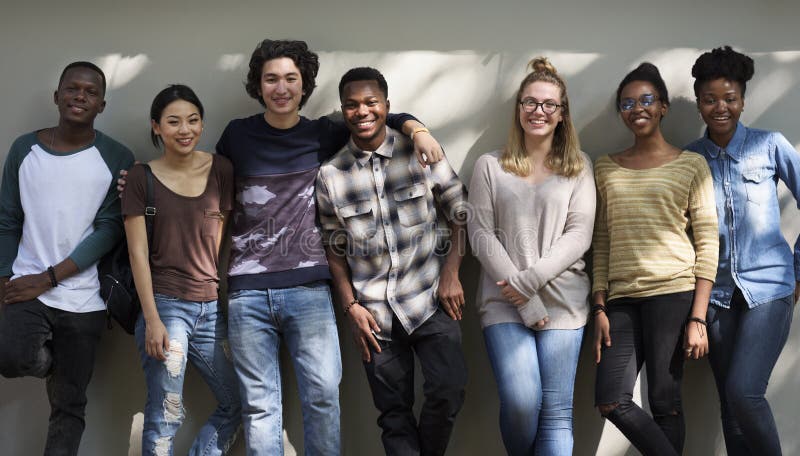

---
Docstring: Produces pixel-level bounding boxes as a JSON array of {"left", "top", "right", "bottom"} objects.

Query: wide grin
[{"left": 356, "top": 120, "right": 376, "bottom": 130}]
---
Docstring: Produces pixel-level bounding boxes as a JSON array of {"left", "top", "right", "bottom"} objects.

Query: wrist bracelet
[
  {"left": 687, "top": 316, "right": 707, "bottom": 326},
  {"left": 46, "top": 266, "right": 58, "bottom": 288},
  {"left": 410, "top": 127, "right": 429, "bottom": 140},
  {"left": 344, "top": 299, "right": 360, "bottom": 314},
  {"left": 591, "top": 303, "right": 607, "bottom": 317}
]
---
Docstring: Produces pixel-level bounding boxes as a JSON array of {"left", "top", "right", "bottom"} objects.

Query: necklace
[{"left": 49, "top": 127, "right": 96, "bottom": 151}]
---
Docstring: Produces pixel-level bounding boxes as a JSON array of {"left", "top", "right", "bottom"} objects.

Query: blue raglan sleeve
[
  {"left": 773, "top": 132, "right": 800, "bottom": 281},
  {"left": 0, "top": 137, "right": 30, "bottom": 277},
  {"left": 67, "top": 138, "right": 135, "bottom": 270}
]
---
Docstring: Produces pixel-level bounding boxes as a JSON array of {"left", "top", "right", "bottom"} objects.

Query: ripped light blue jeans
[{"left": 135, "top": 294, "right": 242, "bottom": 456}]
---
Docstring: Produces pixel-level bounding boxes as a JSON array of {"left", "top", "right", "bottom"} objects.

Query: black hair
[
  {"left": 149, "top": 84, "right": 205, "bottom": 148},
  {"left": 691, "top": 45, "right": 755, "bottom": 97},
  {"left": 245, "top": 39, "right": 319, "bottom": 109},
  {"left": 59, "top": 61, "right": 107, "bottom": 95},
  {"left": 338, "top": 67, "right": 388, "bottom": 100},
  {"left": 615, "top": 62, "right": 669, "bottom": 112}
]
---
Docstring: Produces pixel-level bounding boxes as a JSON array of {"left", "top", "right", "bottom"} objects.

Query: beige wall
[{"left": 1, "top": 1, "right": 799, "bottom": 454}]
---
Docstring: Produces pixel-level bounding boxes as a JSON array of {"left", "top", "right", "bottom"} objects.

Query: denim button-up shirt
[{"left": 686, "top": 123, "right": 800, "bottom": 308}]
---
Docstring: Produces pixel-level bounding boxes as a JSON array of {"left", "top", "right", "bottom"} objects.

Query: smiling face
[
  {"left": 151, "top": 100, "right": 203, "bottom": 156},
  {"left": 518, "top": 81, "right": 563, "bottom": 142},
  {"left": 54, "top": 67, "right": 106, "bottom": 126},
  {"left": 696, "top": 78, "right": 744, "bottom": 147},
  {"left": 341, "top": 79, "right": 389, "bottom": 151},
  {"left": 618, "top": 80, "right": 667, "bottom": 137},
  {"left": 259, "top": 57, "right": 303, "bottom": 122}
]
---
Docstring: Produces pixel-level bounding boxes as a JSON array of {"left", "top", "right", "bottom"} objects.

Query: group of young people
[{"left": 0, "top": 38, "right": 796, "bottom": 456}]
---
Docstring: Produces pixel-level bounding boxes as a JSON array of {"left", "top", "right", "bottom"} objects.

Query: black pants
[
  {"left": 363, "top": 308, "right": 467, "bottom": 456},
  {"left": 0, "top": 299, "right": 105, "bottom": 456},
  {"left": 595, "top": 291, "right": 693, "bottom": 456}
]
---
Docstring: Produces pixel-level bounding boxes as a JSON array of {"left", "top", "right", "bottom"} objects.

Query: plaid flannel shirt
[{"left": 316, "top": 127, "right": 467, "bottom": 339}]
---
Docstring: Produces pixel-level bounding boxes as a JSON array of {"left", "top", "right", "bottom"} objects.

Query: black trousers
[
  {"left": 594, "top": 291, "right": 693, "bottom": 456},
  {"left": 363, "top": 308, "right": 467, "bottom": 456},
  {"left": 0, "top": 299, "right": 105, "bottom": 456}
]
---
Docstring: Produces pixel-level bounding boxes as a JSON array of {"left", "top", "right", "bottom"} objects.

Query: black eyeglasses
[
  {"left": 519, "top": 98, "right": 562, "bottom": 114},
  {"left": 619, "top": 94, "right": 659, "bottom": 112}
]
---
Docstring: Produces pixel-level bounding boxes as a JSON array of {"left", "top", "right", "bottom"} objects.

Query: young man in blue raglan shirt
[{"left": 0, "top": 62, "right": 134, "bottom": 455}]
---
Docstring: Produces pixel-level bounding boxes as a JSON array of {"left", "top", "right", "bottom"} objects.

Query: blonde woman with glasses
[{"left": 467, "top": 57, "right": 595, "bottom": 455}]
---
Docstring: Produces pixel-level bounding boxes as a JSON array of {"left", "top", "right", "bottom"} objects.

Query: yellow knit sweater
[{"left": 592, "top": 151, "right": 719, "bottom": 300}]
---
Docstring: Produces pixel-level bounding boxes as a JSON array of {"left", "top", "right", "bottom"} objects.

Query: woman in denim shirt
[{"left": 686, "top": 46, "right": 800, "bottom": 456}]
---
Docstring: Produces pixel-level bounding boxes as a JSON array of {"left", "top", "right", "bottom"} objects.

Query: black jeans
[
  {"left": 594, "top": 291, "right": 693, "bottom": 456},
  {"left": 363, "top": 308, "right": 467, "bottom": 456},
  {"left": 0, "top": 299, "right": 105, "bottom": 456}
]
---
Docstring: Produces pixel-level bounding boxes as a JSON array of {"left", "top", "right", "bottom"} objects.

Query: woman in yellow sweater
[{"left": 591, "top": 63, "right": 719, "bottom": 456}]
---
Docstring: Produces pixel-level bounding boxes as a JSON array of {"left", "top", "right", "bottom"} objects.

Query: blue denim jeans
[
  {"left": 707, "top": 290, "right": 793, "bottom": 456},
  {"left": 135, "top": 295, "right": 241, "bottom": 456},
  {"left": 483, "top": 323, "right": 583, "bottom": 456},
  {"left": 227, "top": 282, "right": 342, "bottom": 456}
]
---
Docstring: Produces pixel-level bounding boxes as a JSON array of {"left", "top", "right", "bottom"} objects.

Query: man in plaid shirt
[{"left": 316, "top": 66, "right": 468, "bottom": 456}]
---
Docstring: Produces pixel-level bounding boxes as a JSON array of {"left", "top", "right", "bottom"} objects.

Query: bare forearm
[
  {"left": 325, "top": 245, "right": 356, "bottom": 309},
  {"left": 400, "top": 119, "right": 425, "bottom": 136},
  {"left": 442, "top": 220, "right": 466, "bottom": 275},
  {"left": 691, "top": 278, "right": 713, "bottom": 319}
]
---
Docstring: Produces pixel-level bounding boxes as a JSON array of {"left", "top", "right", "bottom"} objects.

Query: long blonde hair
[{"left": 500, "top": 57, "right": 583, "bottom": 178}]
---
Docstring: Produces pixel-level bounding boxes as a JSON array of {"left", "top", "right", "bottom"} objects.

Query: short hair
[
  {"left": 245, "top": 39, "right": 319, "bottom": 109},
  {"left": 500, "top": 57, "right": 584, "bottom": 179},
  {"left": 149, "top": 84, "right": 205, "bottom": 148},
  {"left": 615, "top": 62, "right": 669, "bottom": 112},
  {"left": 691, "top": 45, "right": 755, "bottom": 97},
  {"left": 338, "top": 67, "right": 388, "bottom": 100},
  {"left": 59, "top": 61, "right": 107, "bottom": 95}
]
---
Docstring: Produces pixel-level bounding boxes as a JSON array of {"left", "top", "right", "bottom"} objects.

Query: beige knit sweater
[{"left": 468, "top": 151, "right": 596, "bottom": 330}]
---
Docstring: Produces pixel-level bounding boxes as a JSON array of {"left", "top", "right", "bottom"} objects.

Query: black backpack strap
[{"left": 142, "top": 164, "right": 155, "bottom": 246}]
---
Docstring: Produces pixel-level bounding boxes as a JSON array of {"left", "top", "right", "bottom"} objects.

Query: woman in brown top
[{"left": 121, "top": 85, "right": 240, "bottom": 456}]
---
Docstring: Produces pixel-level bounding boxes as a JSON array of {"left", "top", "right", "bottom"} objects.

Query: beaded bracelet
[{"left": 344, "top": 299, "right": 360, "bottom": 314}]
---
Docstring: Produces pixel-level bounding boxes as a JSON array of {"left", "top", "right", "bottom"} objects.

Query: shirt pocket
[
  {"left": 202, "top": 209, "right": 224, "bottom": 238},
  {"left": 393, "top": 182, "right": 429, "bottom": 227},
  {"left": 741, "top": 166, "right": 775, "bottom": 205},
  {"left": 339, "top": 200, "right": 377, "bottom": 240}
]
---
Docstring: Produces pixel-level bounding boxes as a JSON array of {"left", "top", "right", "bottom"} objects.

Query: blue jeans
[
  {"left": 135, "top": 295, "right": 241, "bottom": 456},
  {"left": 483, "top": 323, "right": 583, "bottom": 456},
  {"left": 707, "top": 290, "right": 793, "bottom": 456},
  {"left": 227, "top": 282, "right": 342, "bottom": 456}
]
